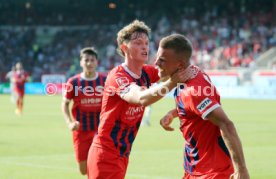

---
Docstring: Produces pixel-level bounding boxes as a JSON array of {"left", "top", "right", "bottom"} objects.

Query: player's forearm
[
  {"left": 61, "top": 102, "right": 72, "bottom": 124},
  {"left": 164, "top": 109, "right": 178, "bottom": 120},
  {"left": 220, "top": 122, "right": 248, "bottom": 172},
  {"left": 168, "top": 109, "right": 178, "bottom": 118},
  {"left": 139, "top": 80, "right": 176, "bottom": 106}
]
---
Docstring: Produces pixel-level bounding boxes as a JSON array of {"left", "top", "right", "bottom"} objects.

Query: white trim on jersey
[
  {"left": 122, "top": 63, "right": 141, "bottom": 79},
  {"left": 202, "top": 103, "right": 220, "bottom": 120},
  {"left": 80, "top": 72, "right": 98, "bottom": 81}
]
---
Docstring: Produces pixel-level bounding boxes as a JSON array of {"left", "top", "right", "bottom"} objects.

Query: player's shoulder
[
  {"left": 142, "top": 64, "right": 159, "bottom": 82},
  {"left": 98, "top": 72, "right": 108, "bottom": 78},
  {"left": 110, "top": 65, "right": 124, "bottom": 73},
  {"left": 97, "top": 72, "right": 108, "bottom": 84},
  {"left": 181, "top": 68, "right": 204, "bottom": 94},
  {"left": 187, "top": 66, "right": 209, "bottom": 85},
  {"left": 67, "top": 73, "right": 80, "bottom": 83},
  {"left": 107, "top": 65, "right": 128, "bottom": 78},
  {"left": 142, "top": 64, "right": 156, "bottom": 72},
  {"left": 105, "top": 65, "right": 133, "bottom": 88}
]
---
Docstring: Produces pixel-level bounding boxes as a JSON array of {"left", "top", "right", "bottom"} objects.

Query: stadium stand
[
  {"left": 255, "top": 47, "right": 276, "bottom": 68},
  {"left": 0, "top": 0, "right": 275, "bottom": 83}
]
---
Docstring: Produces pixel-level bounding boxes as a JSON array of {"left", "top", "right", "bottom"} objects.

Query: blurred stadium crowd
[{"left": 0, "top": 0, "right": 275, "bottom": 82}]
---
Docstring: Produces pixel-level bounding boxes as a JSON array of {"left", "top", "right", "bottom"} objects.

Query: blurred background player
[
  {"left": 5, "top": 65, "right": 16, "bottom": 103},
  {"left": 61, "top": 47, "right": 106, "bottom": 175},
  {"left": 158, "top": 34, "right": 249, "bottom": 179},
  {"left": 141, "top": 105, "right": 152, "bottom": 126},
  {"left": 87, "top": 20, "right": 191, "bottom": 179},
  {"left": 141, "top": 51, "right": 157, "bottom": 127},
  {"left": 12, "top": 62, "right": 29, "bottom": 115}
]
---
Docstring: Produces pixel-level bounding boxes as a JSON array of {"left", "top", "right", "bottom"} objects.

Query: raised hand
[
  {"left": 170, "top": 65, "right": 194, "bottom": 85},
  {"left": 160, "top": 112, "right": 175, "bottom": 131}
]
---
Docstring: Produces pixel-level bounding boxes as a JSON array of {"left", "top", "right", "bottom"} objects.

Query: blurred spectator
[{"left": 0, "top": 1, "right": 275, "bottom": 81}]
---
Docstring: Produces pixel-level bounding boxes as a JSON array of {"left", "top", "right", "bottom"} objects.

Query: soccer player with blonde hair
[{"left": 87, "top": 20, "right": 191, "bottom": 179}]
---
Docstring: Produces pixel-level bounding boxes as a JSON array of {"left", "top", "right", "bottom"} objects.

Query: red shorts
[
  {"left": 87, "top": 146, "right": 128, "bottom": 179},
  {"left": 183, "top": 171, "right": 232, "bottom": 179},
  {"left": 14, "top": 89, "right": 25, "bottom": 98},
  {"left": 72, "top": 130, "right": 96, "bottom": 162}
]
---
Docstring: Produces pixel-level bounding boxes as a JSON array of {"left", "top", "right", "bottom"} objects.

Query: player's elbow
[
  {"left": 139, "top": 98, "right": 150, "bottom": 107},
  {"left": 61, "top": 101, "right": 69, "bottom": 110}
]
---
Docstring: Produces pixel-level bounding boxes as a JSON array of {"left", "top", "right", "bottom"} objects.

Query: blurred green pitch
[{"left": 0, "top": 95, "right": 276, "bottom": 179}]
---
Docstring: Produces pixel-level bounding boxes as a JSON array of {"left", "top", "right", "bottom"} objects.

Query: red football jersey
[
  {"left": 64, "top": 72, "right": 106, "bottom": 132},
  {"left": 13, "top": 70, "right": 28, "bottom": 92},
  {"left": 92, "top": 64, "right": 159, "bottom": 157},
  {"left": 174, "top": 66, "right": 234, "bottom": 175}
]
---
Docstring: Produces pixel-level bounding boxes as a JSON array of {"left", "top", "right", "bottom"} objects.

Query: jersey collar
[
  {"left": 122, "top": 63, "right": 141, "bottom": 79},
  {"left": 80, "top": 72, "right": 98, "bottom": 81}
]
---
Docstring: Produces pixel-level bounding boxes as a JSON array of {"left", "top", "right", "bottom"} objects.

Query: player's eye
[
  {"left": 159, "top": 59, "right": 165, "bottom": 63},
  {"left": 134, "top": 41, "right": 141, "bottom": 45}
]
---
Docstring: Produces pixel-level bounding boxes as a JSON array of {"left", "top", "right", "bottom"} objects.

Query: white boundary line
[
  {"left": 0, "top": 160, "right": 76, "bottom": 172},
  {"left": 0, "top": 160, "right": 175, "bottom": 179}
]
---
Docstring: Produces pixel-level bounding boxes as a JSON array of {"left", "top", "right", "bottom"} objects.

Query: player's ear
[
  {"left": 177, "top": 61, "right": 185, "bottom": 70},
  {"left": 121, "top": 43, "right": 128, "bottom": 54}
]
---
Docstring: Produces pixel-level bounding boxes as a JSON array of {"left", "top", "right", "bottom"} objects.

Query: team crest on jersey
[
  {"left": 197, "top": 97, "right": 212, "bottom": 112},
  {"left": 116, "top": 77, "right": 129, "bottom": 87}
]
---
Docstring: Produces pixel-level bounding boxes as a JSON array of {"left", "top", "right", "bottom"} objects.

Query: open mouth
[
  {"left": 87, "top": 67, "right": 94, "bottom": 70},
  {"left": 141, "top": 52, "right": 148, "bottom": 57}
]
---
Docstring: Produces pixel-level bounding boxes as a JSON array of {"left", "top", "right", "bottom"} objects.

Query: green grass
[{"left": 0, "top": 95, "right": 276, "bottom": 179}]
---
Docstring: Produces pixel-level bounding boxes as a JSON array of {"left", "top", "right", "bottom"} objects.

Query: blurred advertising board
[
  {"left": 206, "top": 71, "right": 239, "bottom": 87},
  {"left": 217, "top": 86, "right": 276, "bottom": 99},
  {"left": 41, "top": 74, "right": 66, "bottom": 84},
  {"left": 0, "top": 83, "right": 63, "bottom": 95},
  {"left": 0, "top": 83, "right": 10, "bottom": 93},
  {"left": 253, "top": 71, "right": 276, "bottom": 87}
]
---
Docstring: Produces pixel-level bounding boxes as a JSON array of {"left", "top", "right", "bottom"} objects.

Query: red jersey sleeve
[
  {"left": 64, "top": 78, "right": 74, "bottom": 100},
  {"left": 105, "top": 65, "right": 160, "bottom": 99},
  {"left": 187, "top": 84, "right": 221, "bottom": 120},
  {"left": 106, "top": 71, "right": 134, "bottom": 98}
]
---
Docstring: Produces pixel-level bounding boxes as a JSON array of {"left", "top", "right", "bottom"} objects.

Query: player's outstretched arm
[
  {"left": 122, "top": 78, "right": 177, "bottom": 106},
  {"left": 207, "top": 107, "right": 250, "bottom": 179},
  {"left": 61, "top": 99, "right": 79, "bottom": 131},
  {"left": 122, "top": 68, "right": 191, "bottom": 106},
  {"left": 160, "top": 109, "right": 178, "bottom": 131}
]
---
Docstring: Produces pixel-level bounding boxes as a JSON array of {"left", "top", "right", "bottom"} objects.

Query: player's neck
[
  {"left": 83, "top": 71, "right": 96, "bottom": 78},
  {"left": 124, "top": 59, "right": 143, "bottom": 77}
]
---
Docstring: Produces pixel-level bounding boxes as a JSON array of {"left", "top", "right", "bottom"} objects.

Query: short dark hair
[
  {"left": 160, "top": 34, "right": 193, "bottom": 60},
  {"left": 80, "top": 47, "right": 98, "bottom": 59}
]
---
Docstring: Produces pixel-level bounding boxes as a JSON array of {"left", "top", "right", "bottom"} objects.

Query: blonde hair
[{"left": 117, "top": 20, "right": 151, "bottom": 57}]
